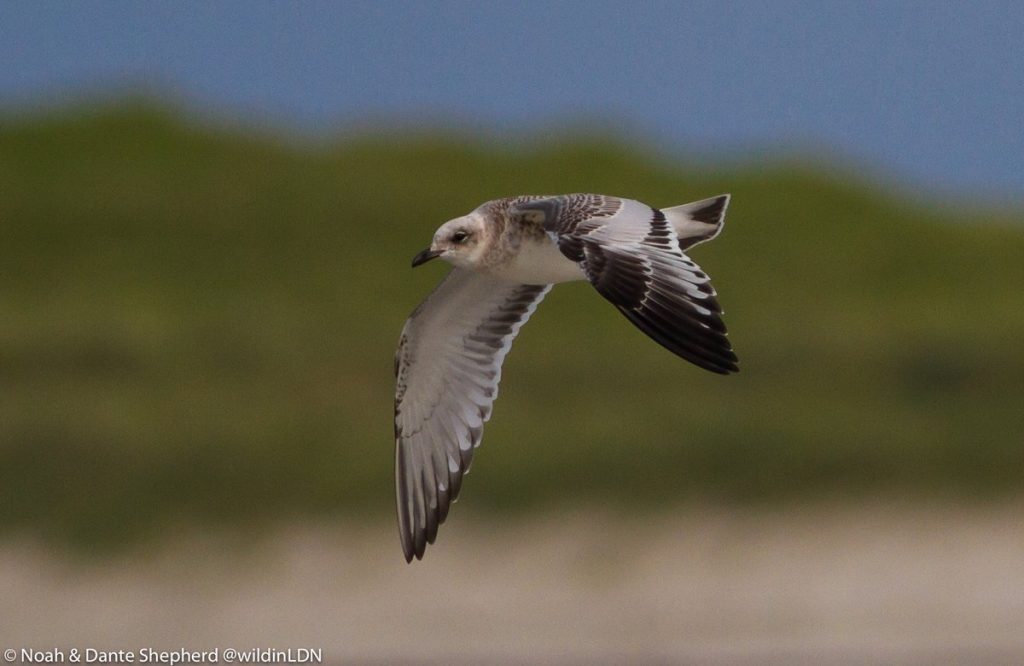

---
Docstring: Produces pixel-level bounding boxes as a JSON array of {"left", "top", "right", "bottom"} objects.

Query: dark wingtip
[
  {"left": 398, "top": 523, "right": 426, "bottom": 563},
  {"left": 399, "top": 524, "right": 415, "bottom": 562},
  {"left": 714, "top": 359, "right": 740, "bottom": 375}
]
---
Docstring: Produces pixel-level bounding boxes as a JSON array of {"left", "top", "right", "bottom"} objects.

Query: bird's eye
[{"left": 452, "top": 231, "right": 469, "bottom": 244}]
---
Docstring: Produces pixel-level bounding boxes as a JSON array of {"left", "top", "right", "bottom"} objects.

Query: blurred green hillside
[{"left": 1, "top": 102, "right": 1022, "bottom": 549}]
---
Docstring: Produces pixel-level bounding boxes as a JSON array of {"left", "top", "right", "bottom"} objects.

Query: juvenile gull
[{"left": 395, "top": 193, "right": 738, "bottom": 561}]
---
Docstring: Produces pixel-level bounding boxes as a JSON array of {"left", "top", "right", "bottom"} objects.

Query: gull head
[{"left": 411, "top": 215, "right": 488, "bottom": 269}]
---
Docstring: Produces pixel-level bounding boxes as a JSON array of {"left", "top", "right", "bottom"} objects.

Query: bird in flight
[{"left": 394, "top": 193, "right": 738, "bottom": 561}]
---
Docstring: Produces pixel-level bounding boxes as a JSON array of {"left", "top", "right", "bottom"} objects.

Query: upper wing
[
  {"left": 513, "top": 194, "right": 738, "bottom": 374},
  {"left": 394, "top": 268, "right": 550, "bottom": 561}
]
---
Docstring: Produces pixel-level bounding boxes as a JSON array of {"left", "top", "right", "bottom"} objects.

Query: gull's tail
[{"left": 662, "top": 194, "right": 730, "bottom": 251}]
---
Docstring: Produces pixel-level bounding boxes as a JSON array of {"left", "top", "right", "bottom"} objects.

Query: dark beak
[{"left": 411, "top": 248, "right": 441, "bottom": 268}]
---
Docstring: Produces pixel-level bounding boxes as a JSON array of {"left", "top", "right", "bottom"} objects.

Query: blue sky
[{"left": 2, "top": 1, "right": 1022, "bottom": 202}]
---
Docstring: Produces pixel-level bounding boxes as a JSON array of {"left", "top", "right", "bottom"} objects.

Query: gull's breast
[{"left": 487, "top": 234, "right": 585, "bottom": 285}]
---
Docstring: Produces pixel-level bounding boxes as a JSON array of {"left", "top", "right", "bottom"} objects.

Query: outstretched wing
[
  {"left": 394, "top": 268, "right": 550, "bottom": 561},
  {"left": 513, "top": 194, "right": 738, "bottom": 374}
]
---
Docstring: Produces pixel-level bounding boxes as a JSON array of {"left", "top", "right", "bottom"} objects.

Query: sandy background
[{"left": 3, "top": 502, "right": 1022, "bottom": 664}]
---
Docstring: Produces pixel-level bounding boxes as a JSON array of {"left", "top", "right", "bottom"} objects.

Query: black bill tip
[{"left": 411, "top": 248, "right": 441, "bottom": 268}]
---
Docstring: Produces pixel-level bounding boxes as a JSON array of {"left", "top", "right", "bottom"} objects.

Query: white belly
[{"left": 487, "top": 236, "right": 586, "bottom": 284}]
